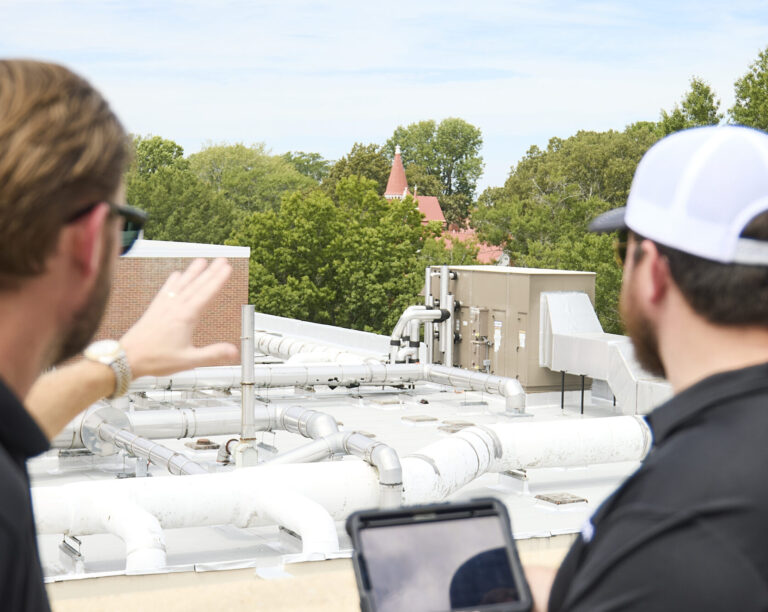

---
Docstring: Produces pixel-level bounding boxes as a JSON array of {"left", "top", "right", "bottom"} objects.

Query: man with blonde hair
[{"left": 0, "top": 60, "right": 237, "bottom": 610}]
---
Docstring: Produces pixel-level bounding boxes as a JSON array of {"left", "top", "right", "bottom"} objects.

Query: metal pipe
[
  {"left": 98, "top": 423, "right": 207, "bottom": 475},
  {"left": 444, "top": 294, "right": 455, "bottom": 367},
  {"left": 253, "top": 331, "right": 382, "bottom": 364},
  {"left": 424, "top": 267, "right": 434, "bottom": 365},
  {"left": 266, "top": 431, "right": 402, "bottom": 508},
  {"left": 34, "top": 417, "right": 650, "bottom": 551},
  {"left": 389, "top": 306, "right": 447, "bottom": 363},
  {"left": 241, "top": 305, "right": 256, "bottom": 440},
  {"left": 439, "top": 265, "right": 450, "bottom": 355}
]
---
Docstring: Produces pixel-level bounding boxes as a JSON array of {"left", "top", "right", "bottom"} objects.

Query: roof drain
[{"left": 264, "top": 431, "right": 403, "bottom": 508}]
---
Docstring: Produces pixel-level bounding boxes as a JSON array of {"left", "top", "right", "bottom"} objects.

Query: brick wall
[{"left": 93, "top": 256, "right": 249, "bottom": 356}]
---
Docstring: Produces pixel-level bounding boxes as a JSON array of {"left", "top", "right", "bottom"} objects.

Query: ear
[
  {"left": 64, "top": 203, "right": 110, "bottom": 278},
  {"left": 644, "top": 241, "right": 672, "bottom": 305}
]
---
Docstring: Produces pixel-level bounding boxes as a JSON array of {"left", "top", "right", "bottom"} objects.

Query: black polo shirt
[
  {"left": 0, "top": 378, "right": 51, "bottom": 611},
  {"left": 549, "top": 362, "right": 768, "bottom": 611}
]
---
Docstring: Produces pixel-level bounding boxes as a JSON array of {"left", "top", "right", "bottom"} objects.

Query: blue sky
[{"left": 2, "top": 0, "right": 768, "bottom": 191}]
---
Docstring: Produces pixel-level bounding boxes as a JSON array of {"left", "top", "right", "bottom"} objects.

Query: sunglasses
[
  {"left": 613, "top": 229, "right": 629, "bottom": 267},
  {"left": 66, "top": 201, "right": 148, "bottom": 255}
]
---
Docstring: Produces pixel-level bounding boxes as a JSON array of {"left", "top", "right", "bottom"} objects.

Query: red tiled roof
[
  {"left": 415, "top": 195, "right": 445, "bottom": 224},
  {"left": 384, "top": 150, "right": 409, "bottom": 197},
  {"left": 445, "top": 226, "right": 504, "bottom": 264}
]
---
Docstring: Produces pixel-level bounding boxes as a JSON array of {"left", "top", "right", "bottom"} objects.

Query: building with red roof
[{"left": 384, "top": 146, "right": 502, "bottom": 263}]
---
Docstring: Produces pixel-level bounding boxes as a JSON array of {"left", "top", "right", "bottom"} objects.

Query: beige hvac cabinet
[{"left": 428, "top": 266, "right": 596, "bottom": 392}]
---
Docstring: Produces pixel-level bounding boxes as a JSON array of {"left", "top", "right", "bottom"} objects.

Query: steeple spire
[{"left": 384, "top": 144, "right": 408, "bottom": 199}]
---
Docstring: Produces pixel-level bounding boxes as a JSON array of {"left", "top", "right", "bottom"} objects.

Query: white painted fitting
[
  {"left": 265, "top": 431, "right": 403, "bottom": 507},
  {"left": 33, "top": 462, "right": 379, "bottom": 549},
  {"left": 401, "top": 416, "right": 651, "bottom": 503}
]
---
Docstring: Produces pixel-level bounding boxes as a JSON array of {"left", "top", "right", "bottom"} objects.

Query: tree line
[
  {"left": 472, "top": 47, "right": 768, "bottom": 333},
  {"left": 126, "top": 46, "right": 768, "bottom": 336},
  {"left": 125, "top": 120, "right": 482, "bottom": 334}
]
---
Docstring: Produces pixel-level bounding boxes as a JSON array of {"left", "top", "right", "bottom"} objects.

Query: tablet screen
[{"left": 358, "top": 514, "right": 521, "bottom": 611}]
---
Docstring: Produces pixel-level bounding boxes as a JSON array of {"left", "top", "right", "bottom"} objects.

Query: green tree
[
  {"left": 385, "top": 118, "right": 484, "bottom": 224},
  {"left": 322, "top": 143, "right": 391, "bottom": 196},
  {"left": 471, "top": 126, "right": 660, "bottom": 333},
  {"left": 282, "top": 151, "right": 331, "bottom": 182},
  {"left": 188, "top": 143, "right": 314, "bottom": 213},
  {"left": 131, "top": 135, "right": 186, "bottom": 176},
  {"left": 660, "top": 77, "right": 723, "bottom": 135},
  {"left": 730, "top": 46, "right": 768, "bottom": 130},
  {"left": 125, "top": 136, "right": 237, "bottom": 245},
  {"left": 228, "top": 176, "right": 467, "bottom": 333}
]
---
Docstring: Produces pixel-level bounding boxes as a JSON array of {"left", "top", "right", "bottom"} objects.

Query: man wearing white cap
[{"left": 537, "top": 126, "right": 768, "bottom": 610}]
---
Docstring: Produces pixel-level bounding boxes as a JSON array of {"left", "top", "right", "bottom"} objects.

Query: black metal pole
[{"left": 560, "top": 371, "right": 565, "bottom": 410}]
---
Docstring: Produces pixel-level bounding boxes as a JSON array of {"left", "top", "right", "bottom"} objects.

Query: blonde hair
[{"left": 0, "top": 60, "right": 128, "bottom": 285}]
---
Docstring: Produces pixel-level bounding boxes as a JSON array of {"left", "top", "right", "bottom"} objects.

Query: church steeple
[{"left": 384, "top": 145, "right": 409, "bottom": 199}]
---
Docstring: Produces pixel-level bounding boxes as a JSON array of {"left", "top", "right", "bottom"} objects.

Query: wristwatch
[{"left": 83, "top": 340, "right": 132, "bottom": 399}]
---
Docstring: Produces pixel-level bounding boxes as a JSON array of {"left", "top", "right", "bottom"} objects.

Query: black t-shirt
[
  {"left": 0, "top": 378, "right": 51, "bottom": 611},
  {"left": 549, "top": 362, "right": 768, "bottom": 611}
]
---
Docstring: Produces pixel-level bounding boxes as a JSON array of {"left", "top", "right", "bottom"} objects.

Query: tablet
[{"left": 346, "top": 498, "right": 532, "bottom": 612}]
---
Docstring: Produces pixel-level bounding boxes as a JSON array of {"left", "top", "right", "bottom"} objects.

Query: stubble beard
[
  {"left": 619, "top": 275, "right": 666, "bottom": 378},
  {"left": 52, "top": 231, "right": 114, "bottom": 365}
]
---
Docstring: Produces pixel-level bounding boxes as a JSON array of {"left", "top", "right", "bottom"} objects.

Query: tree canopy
[
  {"left": 188, "top": 143, "right": 315, "bottom": 213},
  {"left": 659, "top": 77, "right": 723, "bottom": 135},
  {"left": 228, "top": 176, "right": 470, "bottom": 333},
  {"left": 282, "top": 151, "right": 331, "bottom": 182},
  {"left": 125, "top": 136, "right": 237, "bottom": 245},
  {"left": 730, "top": 46, "right": 768, "bottom": 130},
  {"left": 385, "top": 118, "right": 484, "bottom": 225},
  {"left": 322, "top": 143, "right": 391, "bottom": 196},
  {"left": 471, "top": 125, "right": 661, "bottom": 333}
]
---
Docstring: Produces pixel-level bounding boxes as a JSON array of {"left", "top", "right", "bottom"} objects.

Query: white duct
[
  {"left": 402, "top": 415, "right": 651, "bottom": 502},
  {"left": 34, "top": 416, "right": 650, "bottom": 572},
  {"left": 539, "top": 292, "right": 672, "bottom": 414}
]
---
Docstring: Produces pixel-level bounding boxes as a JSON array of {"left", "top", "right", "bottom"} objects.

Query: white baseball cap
[{"left": 589, "top": 125, "right": 768, "bottom": 265}]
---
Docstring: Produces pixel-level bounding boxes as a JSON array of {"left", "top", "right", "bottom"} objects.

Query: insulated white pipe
[
  {"left": 401, "top": 416, "right": 651, "bottom": 502},
  {"left": 36, "top": 416, "right": 649, "bottom": 538},
  {"left": 264, "top": 431, "right": 403, "bottom": 507},
  {"left": 253, "top": 331, "right": 381, "bottom": 365},
  {"left": 389, "top": 308, "right": 448, "bottom": 363},
  {"left": 52, "top": 405, "right": 243, "bottom": 450},
  {"left": 34, "top": 417, "right": 650, "bottom": 572},
  {"left": 33, "top": 462, "right": 378, "bottom": 545}
]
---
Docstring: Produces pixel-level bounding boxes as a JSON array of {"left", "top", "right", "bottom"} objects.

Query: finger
[
  {"left": 179, "top": 258, "right": 232, "bottom": 312},
  {"left": 174, "top": 258, "right": 209, "bottom": 292},
  {"left": 157, "top": 270, "right": 183, "bottom": 296},
  {"left": 184, "top": 343, "right": 239, "bottom": 369}
]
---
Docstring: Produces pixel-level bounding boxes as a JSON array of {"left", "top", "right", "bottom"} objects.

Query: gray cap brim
[{"left": 588, "top": 207, "right": 628, "bottom": 233}]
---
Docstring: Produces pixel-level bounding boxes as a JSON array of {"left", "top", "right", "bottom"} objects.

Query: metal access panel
[{"left": 429, "top": 265, "right": 596, "bottom": 392}]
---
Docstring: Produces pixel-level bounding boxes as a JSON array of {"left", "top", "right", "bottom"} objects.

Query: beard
[
  {"left": 52, "top": 230, "right": 114, "bottom": 365},
  {"left": 619, "top": 275, "right": 666, "bottom": 378}
]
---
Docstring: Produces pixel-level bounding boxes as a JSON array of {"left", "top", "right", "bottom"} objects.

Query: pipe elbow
[
  {"left": 370, "top": 444, "right": 403, "bottom": 486},
  {"left": 306, "top": 412, "right": 339, "bottom": 439}
]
